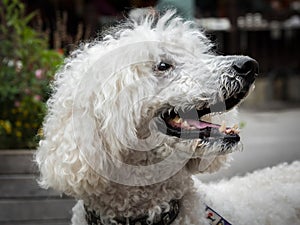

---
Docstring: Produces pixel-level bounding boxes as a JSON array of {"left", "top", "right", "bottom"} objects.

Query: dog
[{"left": 35, "top": 9, "right": 300, "bottom": 225}]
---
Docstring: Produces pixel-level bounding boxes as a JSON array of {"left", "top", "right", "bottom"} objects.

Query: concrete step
[
  {"left": 0, "top": 219, "right": 70, "bottom": 225},
  {"left": 0, "top": 150, "right": 75, "bottom": 224},
  {"left": 0, "top": 175, "right": 62, "bottom": 198},
  {"left": 0, "top": 199, "right": 75, "bottom": 222},
  {"left": 0, "top": 150, "right": 37, "bottom": 174}
]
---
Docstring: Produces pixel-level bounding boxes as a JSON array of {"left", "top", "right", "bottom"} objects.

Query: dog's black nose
[{"left": 232, "top": 57, "right": 259, "bottom": 82}]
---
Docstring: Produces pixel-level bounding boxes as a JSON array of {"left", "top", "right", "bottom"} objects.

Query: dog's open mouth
[{"left": 156, "top": 90, "right": 251, "bottom": 146}]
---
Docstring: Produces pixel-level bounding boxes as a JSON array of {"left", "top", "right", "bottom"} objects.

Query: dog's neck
[{"left": 83, "top": 169, "right": 194, "bottom": 223}]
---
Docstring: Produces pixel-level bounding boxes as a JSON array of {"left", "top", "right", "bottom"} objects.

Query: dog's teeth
[
  {"left": 225, "top": 127, "right": 239, "bottom": 135},
  {"left": 219, "top": 121, "right": 226, "bottom": 133},
  {"left": 232, "top": 124, "right": 240, "bottom": 134},
  {"left": 225, "top": 125, "right": 234, "bottom": 134},
  {"left": 173, "top": 116, "right": 182, "bottom": 124}
]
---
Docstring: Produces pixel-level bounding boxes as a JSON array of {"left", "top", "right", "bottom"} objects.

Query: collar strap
[
  {"left": 85, "top": 199, "right": 180, "bottom": 225},
  {"left": 205, "top": 205, "right": 232, "bottom": 225}
]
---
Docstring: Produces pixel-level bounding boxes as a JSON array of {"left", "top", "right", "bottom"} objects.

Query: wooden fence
[{"left": 0, "top": 150, "right": 75, "bottom": 225}]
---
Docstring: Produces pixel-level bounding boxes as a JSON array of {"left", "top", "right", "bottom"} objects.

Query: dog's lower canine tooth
[
  {"left": 225, "top": 128, "right": 235, "bottom": 135},
  {"left": 232, "top": 124, "right": 240, "bottom": 134},
  {"left": 219, "top": 121, "right": 226, "bottom": 133},
  {"left": 229, "top": 124, "right": 239, "bottom": 134}
]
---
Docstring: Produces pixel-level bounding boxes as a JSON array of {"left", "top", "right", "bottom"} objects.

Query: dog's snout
[{"left": 232, "top": 57, "right": 259, "bottom": 80}]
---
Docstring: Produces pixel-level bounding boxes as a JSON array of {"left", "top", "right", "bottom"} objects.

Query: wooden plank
[
  {"left": 0, "top": 199, "right": 76, "bottom": 222},
  {"left": 0, "top": 175, "right": 64, "bottom": 198},
  {"left": 0, "top": 150, "right": 37, "bottom": 174}
]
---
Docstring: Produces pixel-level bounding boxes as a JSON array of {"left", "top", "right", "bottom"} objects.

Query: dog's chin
[
  {"left": 182, "top": 136, "right": 238, "bottom": 174},
  {"left": 185, "top": 154, "right": 230, "bottom": 174}
]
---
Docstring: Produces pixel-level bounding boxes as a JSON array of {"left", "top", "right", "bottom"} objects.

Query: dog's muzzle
[{"left": 156, "top": 56, "right": 259, "bottom": 148}]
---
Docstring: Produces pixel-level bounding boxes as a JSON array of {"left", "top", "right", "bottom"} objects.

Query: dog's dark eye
[{"left": 156, "top": 62, "right": 172, "bottom": 71}]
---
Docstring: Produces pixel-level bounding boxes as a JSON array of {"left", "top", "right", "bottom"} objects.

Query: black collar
[{"left": 84, "top": 199, "right": 180, "bottom": 225}]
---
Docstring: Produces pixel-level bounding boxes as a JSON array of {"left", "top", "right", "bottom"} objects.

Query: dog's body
[
  {"left": 35, "top": 10, "right": 300, "bottom": 225},
  {"left": 70, "top": 161, "right": 300, "bottom": 225}
]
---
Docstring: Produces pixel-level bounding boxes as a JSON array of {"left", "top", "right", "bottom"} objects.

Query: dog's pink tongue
[{"left": 186, "top": 119, "right": 220, "bottom": 129}]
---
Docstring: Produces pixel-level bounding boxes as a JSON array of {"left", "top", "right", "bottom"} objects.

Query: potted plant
[{"left": 0, "top": 0, "right": 63, "bottom": 149}]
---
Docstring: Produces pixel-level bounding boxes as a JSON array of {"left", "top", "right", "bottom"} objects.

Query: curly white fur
[{"left": 35, "top": 9, "right": 300, "bottom": 225}]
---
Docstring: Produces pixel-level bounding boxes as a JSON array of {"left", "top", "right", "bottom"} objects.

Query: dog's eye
[{"left": 156, "top": 62, "right": 173, "bottom": 71}]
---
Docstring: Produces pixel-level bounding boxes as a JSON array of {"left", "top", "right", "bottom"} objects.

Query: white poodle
[{"left": 35, "top": 9, "right": 300, "bottom": 225}]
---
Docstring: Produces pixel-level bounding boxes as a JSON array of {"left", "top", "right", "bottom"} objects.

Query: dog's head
[{"left": 36, "top": 10, "right": 258, "bottom": 195}]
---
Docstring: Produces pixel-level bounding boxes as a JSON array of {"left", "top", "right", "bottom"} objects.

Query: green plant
[{"left": 0, "top": 0, "right": 63, "bottom": 149}]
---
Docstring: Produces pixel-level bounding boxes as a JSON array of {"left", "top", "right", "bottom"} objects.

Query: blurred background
[{"left": 0, "top": 0, "right": 299, "bottom": 224}]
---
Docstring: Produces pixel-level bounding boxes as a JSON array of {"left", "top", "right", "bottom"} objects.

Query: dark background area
[{"left": 23, "top": 0, "right": 300, "bottom": 75}]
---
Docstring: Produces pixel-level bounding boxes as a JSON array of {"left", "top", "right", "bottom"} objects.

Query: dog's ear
[{"left": 34, "top": 72, "right": 109, "bottom": 197}]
